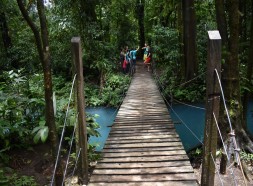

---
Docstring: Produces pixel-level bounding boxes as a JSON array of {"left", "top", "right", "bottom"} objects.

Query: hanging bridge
[
  {"left": 88, "top": 62, "right": 198, "bottom": 186},
  {"left": 51, "top": 34, "right": 249, "bottom": 186}
]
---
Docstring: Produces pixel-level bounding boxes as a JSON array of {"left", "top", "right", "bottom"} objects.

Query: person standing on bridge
[
  {"left": 144, "top": 45, "right": 152, "bottom": 71},
  {"left": 142, "top": 43, "right": 149, "bottom": 62},
  {"left": 130, "top": 46, "right": 140, "bottom": 74},
  {"left": 120, "top": 47, "right": 125, "bottom": 73}
]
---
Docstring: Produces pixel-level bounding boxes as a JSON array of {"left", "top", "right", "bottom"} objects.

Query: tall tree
[
  {"left": 0, "top": 1, "right": 16, "bottom": 69},
  {"left": 177, "top": 1, "right": 185, "bottom": 79},
  {"left": 136, "top": 0, "right": 145, "bottom": 58},
  {"left": 215, "top": 0, "right": 253, "bottom": 152},
  {"left": 182, "top": 0, "right": 197, "bottom": 81},
  {"left": 16, "top": 0, "right": 59, "bottom": 159},
  {"left": 242, "top": 0, "right": 253, "bottom": 131}
]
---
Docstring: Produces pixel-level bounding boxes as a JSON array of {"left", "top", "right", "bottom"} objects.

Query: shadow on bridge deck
[{"left": 88, "top": 61, "right": 199, "bottom": 186}]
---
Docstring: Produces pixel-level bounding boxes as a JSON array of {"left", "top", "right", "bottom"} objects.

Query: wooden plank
[
  {"left": 105, "top": 139, "right": 181, "bottom": 145},
  {"left": 105, "top": 138, "right": 181, "bottom": 145},
  {"left": 110, "top": 127, "right": 174, "bottom": 132},
  {"left": 89, "top": 181, "right": 198, "bottom": 186},
  {"left": 104, "top": 142, "right": 183, "bottom": 148},
  {"left": 93, "top": 166, "right": 194, "bottom": 175},
  {"left": 109, "top": 129, "right": 176, "bottom": 134},
  {"left": 89, "top": 173, "right": 197, "bottom": 182},
  {"left": 99, "top": 155, "right": 189, "bottom": 163},
  {"left": 102, "top": 150, "right": 187, "bottom": 157},
  {"left": 108, "top": 131, "right": 177, "bottom": 137},
  {"left": 95, "top": 161, "right": 192, "bottom": 169},
  {"left": 112, "top": 120, "right": 173, "bottom": 124},
  {"left": 110, "top": 124, "right": 174, "bottom": 129},
  {"left": 102, "top": 146, "right": 184, "bottom": 153},
  {"left": 111, "top": 124, "right": 173, "bottom": 129},
  {"left": 106, "top": 134, "right": 179, "bottom": 140}
]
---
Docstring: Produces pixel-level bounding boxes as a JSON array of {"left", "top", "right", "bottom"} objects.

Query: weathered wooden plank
[
  {"left": 102, "top": 146, "right": 184, "bottom": 153},
  {"left": 109, "top": 129, "right": 176, "bottom": 134},
  {"left": 89, "top": 181, "right": 198, "bottom": 186},
  {"left": 106, "top": 134, "right": 179, "bottom": 140},
  {"left": 111, "top": 124, "right": 173, "bottom": 128},
  {"left": 112, "top": 120, "right": 173, "bottom": 124},
  {"left": 105, "top": 138, "right": 181, "bottom": 145},
  {"left": 89, "top": 173, "right": 197, "bottom": 182},
  {"left": 110, "top": 127, "right": 175, "bottom": 132},
  {"left": 95, "top": 161, "right": 192, "bottom": 169},
  {"left": 93, "top": 166, "right": 194, "bottom": 175},
  {"left": 110, "top": 124, "right": 174, "bottom": 129},
  {"left": 99, "top": 155, "right": 189, "bottom": 163},
  {"left": 104, "top": 142, "right": 183, "bottom": 148},
  {"left": 108, "top": 131, "right": 177, "bottom": 137},
  {"left": 102, "top": 150, "right": 187, "bottom": 157}
]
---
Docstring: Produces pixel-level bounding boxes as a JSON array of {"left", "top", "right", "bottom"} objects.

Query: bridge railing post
[
  {"left": 201, "top": 30, "right": 221, "bottom": 186},
  {"left": 71, "top": 37, "right": 88, "bottom": 184}
]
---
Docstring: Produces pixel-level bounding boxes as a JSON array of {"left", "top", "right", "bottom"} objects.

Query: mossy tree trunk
[
  {"left": 182, "top": 0, "right": 197, "bottom": 81},
  {"left": 17, "top": 0, "right": 61, "bottom": 184},
  {"left": 215, "top": 0, "right": 253, "bottom": 152}
]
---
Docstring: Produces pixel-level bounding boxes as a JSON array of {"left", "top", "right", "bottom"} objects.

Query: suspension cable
[
  {"left": 153, "top": 73, "right": 203, "bottom": 145},
  {"left": 62, "top": 115, "right": 78, "bottom": 186},
  {"left": 214, "top": 69, "right": 247, "bottom": 186},
  {"left": 210, "top": 153, "right": 224, "bottom": 186},
  {"left": 71, "top": 148, "right": 82, "bottom": 177},
  {"left": 173, "top": 99, "right": 206, "bottom": 110},
  {"left": 153, "top": 70, "right": 205, "bottom": 110},
  {"left": 173, "top": 72, "right": 206, "bottom": 88},
  {"left": 51, "top": 74, "right": 77, "bottom": 186},
  {"left": 214, "top": 69, "right": 233, "bottom": 131},
  {"left": 213, "top": 112, "right": 238, "bottom": 185}
]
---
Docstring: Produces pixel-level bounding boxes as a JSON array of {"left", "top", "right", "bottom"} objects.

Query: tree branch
[{"left": 16, "top": 0, "right": 44, "bottom": 62}]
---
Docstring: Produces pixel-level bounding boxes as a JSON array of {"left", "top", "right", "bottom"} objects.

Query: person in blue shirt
[{"left": 130, "top": 46, "right": 140, "bottom": 74}]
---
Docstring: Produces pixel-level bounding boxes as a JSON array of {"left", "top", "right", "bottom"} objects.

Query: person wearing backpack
[{"left": 130, "top": 46, "right": 139, "bottom": 74}]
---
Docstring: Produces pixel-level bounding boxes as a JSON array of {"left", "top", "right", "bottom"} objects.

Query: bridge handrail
[{"left": 51, "top": 74, "right": 77, "bottom": 186}]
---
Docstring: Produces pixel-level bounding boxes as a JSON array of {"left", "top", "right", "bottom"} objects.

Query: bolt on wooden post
[
  {"left": 71, "top": 37, "right": 88, "bottom": 184},
  {"left": 201, "top": 31, "right": 221, "bottom": 186}
]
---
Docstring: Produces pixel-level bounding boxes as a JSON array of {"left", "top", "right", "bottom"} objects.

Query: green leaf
[
  {"left": 40, "top": 127, "right": 49, "bottom": 143},
  {"left": 33, "top": 131, "right": 41, "bottom": 144},
  {"left": 32, "top": 126, "right": 42, "bottom": 134}
]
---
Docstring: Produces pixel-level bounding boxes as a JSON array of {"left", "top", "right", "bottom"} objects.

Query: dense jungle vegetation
[{"left": 1, "top": 0, "right": 253, "bottom": 185}]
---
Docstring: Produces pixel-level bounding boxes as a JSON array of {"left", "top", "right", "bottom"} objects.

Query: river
[{"left": 87, "top": 101, "right": 253, "bottom": 152}]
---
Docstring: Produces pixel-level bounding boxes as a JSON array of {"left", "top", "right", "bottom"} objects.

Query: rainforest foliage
[{"left": 1, "top": 0, "right": 253, "bottom": 184}]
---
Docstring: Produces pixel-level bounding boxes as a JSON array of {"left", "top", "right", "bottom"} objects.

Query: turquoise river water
[{"left": 87, "top": 101, "right": 253, "bottom": 152}]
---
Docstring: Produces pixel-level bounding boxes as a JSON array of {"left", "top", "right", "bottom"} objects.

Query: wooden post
[
  {"left": 71, "top": 37, "right": 88, "bottom": 184},
  {"left": 201, "top": 31, "right": 221, "bottom": 186}
]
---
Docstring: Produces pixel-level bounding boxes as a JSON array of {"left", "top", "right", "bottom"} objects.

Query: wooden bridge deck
[{"left": 89, "top": 63, "right": 198, "bottom": 186}]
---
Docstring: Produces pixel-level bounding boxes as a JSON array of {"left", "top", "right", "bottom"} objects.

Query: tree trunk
[
  {"left": 80, "top": 0, "right": 97, "bottom": 23},
  {"left": 177, "top": 1, "right": 185, "bottom": 80},
  {"left": 182, "top": 0, "right": 197, "bottom": 81},
  {"left": 215, "top": 0, "right": 228, "bottom": 45},
  {"left": 242, "top": 0, "right": 253, "bottom": 132},
  {"left": 17, "top": 0, "right": 58, "bottom": 157},
  {"left": 0, "top": 12, "right": 12, "bottom": 53},
  {"left": 223, "top": 0, "right": 241, "bottom": 130},
  {"left": 17, "top": 0, "right": 60, "bottom": 183},
  {"left": 0, "top": 10, "right": 19, "bottom": 69},
  {"left": 136, "top": 0, "right": 145, "bottom": 59},
  {"left": 215, "top": 0, "right": 253, "bottom": 153}
]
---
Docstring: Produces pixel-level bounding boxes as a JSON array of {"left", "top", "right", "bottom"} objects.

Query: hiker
[
  {"left": 142, "top": 43, "right": 149, "bottom": 62},
  {"left": 130, "top": 46, "right": 139, "bottom": 74},
  {"left": 144, "top": 46, "right": 152, "bottom": 71},
  {"left": 120, "top": 47, "right": 125, "bottom": 73},
  {"left": 125, "top": 47, "right": 131, "bottom": 74}
]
